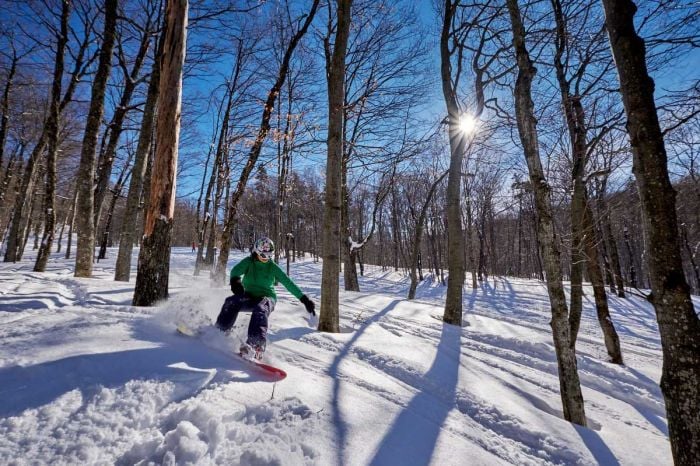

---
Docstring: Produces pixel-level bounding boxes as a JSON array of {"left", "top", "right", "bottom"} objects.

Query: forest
[{"left": 0, "top": 0, "right": 699, "bottom": 464}]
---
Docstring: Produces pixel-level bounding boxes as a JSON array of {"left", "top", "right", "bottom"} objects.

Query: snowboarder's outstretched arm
[
  {"left": 271, "top": 261, "right": 315, "bottom": 316},
  {"left": 229, "top": 257, "right": 251, "bottom": 295}
]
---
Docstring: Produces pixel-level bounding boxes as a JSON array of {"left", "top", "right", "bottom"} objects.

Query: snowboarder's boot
[{"left": 240, "top": 341, "right": 265, "bottom": 360}]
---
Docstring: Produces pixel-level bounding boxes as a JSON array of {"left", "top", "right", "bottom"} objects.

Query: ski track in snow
[{"left": 0, "top": 244, "right": 688, "bottom": 465}]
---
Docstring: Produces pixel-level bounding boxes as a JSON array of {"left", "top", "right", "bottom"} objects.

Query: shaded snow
[{"left": 0, "top": 240, "right": 688, "bottom": 465}]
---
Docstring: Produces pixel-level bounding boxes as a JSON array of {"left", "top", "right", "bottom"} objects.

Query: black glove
[
  {"left": 300, "top": 294, "right": 315, "bottom": 316},
  {"left": 230, "top": 276, "right": 244, "bottom": 296}
]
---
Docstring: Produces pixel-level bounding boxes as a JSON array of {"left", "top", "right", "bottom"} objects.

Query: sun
[{"left": 459, "top": 114, "right": 478, "bottom": 135}]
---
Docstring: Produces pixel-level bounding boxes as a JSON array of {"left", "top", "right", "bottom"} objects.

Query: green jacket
[{"left": 230, "top": 255, "right": 303, "bottom": 301}]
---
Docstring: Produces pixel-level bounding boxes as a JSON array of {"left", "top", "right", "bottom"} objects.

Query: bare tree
[
  {"left": 4, "top": 1, "right": 98, "bottom": 263},
  {"left": 132, "top": 0, "right": 188, "bottom": 305},
  {"left": 213, "top": 0, "right": 321, "bottom": 283},
  {"left": 601, "top": 0, "right": 700, "bottom": 461},
  {"left": 408, "top": 169, "right": 448, "bottom": 299},
  {"left": 319, "top": 0, "right": 353, "bottom": 333},
  {"left": 114, "top": 25, "right": 163, "bottom": 282},
  {"left": 93, "top": 0, "right": 158, "bottom": 233},
  {"left": 33, "top": 0, "right": 70, "bottom": 272},
  {"left": 0, "top": 37, "right": 21, "bottom": 172},
  {"left": 506, "top": 0, "right": 587, "bottom": 426},
  {"left": 74, "top": 0, "right": 119, "bottom": 277},
  {"left": 549, "top": 0, "right": 622, "bottom": 363},
  {"left": 439, "top": 0, "right": 468, "bottom": 326}
]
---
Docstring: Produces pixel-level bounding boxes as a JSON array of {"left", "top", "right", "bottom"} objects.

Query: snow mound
[
  {"left": 123, "top": 397, "right": 320, "bottom": 466},
  {"left": 0, "top": 380, "right": 177, "bottom": 465}
]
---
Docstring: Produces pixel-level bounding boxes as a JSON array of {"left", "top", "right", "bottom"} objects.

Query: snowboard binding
[{"left": 239, "top": 342, "right": 265, "bottom": 361}]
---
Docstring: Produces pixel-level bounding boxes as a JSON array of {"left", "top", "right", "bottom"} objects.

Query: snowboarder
[{"left": 215, "top": 237, "right": 315, "bottom": 359}]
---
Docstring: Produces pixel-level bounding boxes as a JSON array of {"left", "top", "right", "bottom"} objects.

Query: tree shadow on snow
[
  {"left": 369, "top": 321, "right": 461, "bottom": 466},
  {"left": 573, "top": 424, "right": 621, "bottom": 466},
  {"left": 0, "top": 323, "right": 261, "bottom": 418},
  {"left": 329, "top": 298, "right": 402, "bottom": 466}
]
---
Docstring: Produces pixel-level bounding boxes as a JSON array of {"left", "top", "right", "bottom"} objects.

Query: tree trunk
[
  {"left": 34, "top": 0, "right": 70, "bottom": 272},
  {"left": 56, "top": 198, "right": 68, "bottom": 253},
  {"left": 680, "top": 224, "right": 700, "bottom": 293},
  {"left": 93, "top": 26, "right": 152, "bottom": 230},
  {"left": 0, "top": 142, "right": 25, "bottom": 228},
  {"left": 19, "top": 186, "right": 39, "bottom": 260},
  {"left": 132, "top": 0, "right": 187, "bottom": 306},
  {"left": 195, "top": 81, "right": 233, "bottom": 274},
  {"left": 74, "top": 0, "right": 118, "bottom": 277},
  {"left": 114, "top": 28, "right": 163, "bottom": 282},
  {"left": 3, "top": 133, "right": 46, "bottom": 262},
  {"left": 465, "top": 194, "right": 478, "bottom": 289},
  {"left": 622, "top": 224, "right": 638, "bottom": 288},
  {"left": 3, "top": 4, "right": 90, "bottom": 264},
  {"left": 582, "top": 200, "right": 623, "bottom": 364},
  {"left": 64, "top": 189, "right": 78, "bottom": 258},
  {"left": 341, "top": 155, "right": 360, "bottom": 291},
  {"left": 0, "top": 45, "right": 18, "bottom": 170},
  {"left": 602, "top": 0, "right": 700, "bottom": 460},
  {"left": 98, "top": 157, "right": 131, "bottom": 260},
  {"left": 319, "top": 0, "right": 352, "bottom": 333},
  {"left": 439, "top": 0, "right": 466, "bottom": 326},
  {"left": 598, "top": 226, "right": 617, "bottom": 295},
  {"left": 391, "top": 187, "right": 400, "bottom": 272},
  {"left": 32, "top": 217, "right": 42, "bottom": 251},
  {"left": 506, "top": 0, "right": 587, "bottom": 426},
  {"left": 568, "top": 176, "right": 586, "bottom": 348},
  {"left": 597, "top": 187, "right": 626, "bottom": 297},
  {"left": 56, "top": 195, "right": 75, "bottom": 253},
  {"left": 409, "top": 171, "right": 447, "bottom": 299}
]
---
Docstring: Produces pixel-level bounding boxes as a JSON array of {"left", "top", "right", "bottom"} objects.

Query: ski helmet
[{"left": 252, "top": 237, "right": 275, "bottom": 262}]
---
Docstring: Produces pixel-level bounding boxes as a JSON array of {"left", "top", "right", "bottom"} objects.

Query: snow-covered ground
[{"left": 0, "top": 242, "right": 685, "bottom": 465}]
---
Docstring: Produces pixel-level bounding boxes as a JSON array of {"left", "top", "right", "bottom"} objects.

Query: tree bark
[
  {"left": 34, "top": 0, "right": 70, "bottom": 272},
  {"left": 506, "top": 0, "right": 587, "bottom": 426},
  {"left": 74, "top": 0, "right": 118, "bottom": 277},
  {"left": 439, "top": 0, "right": 466, "bottom": 326},
  {"left": 601, "top": 0, "right": 700, "bottom": 461},
  {"left": 680, "top": 224, "right": 700, "bottom": 293},
  {"left": 132, "top": 0, "right": 188, "bottom": 306},
  {"left": 319, "top": 0, "right": 352, "bottom": 333}
]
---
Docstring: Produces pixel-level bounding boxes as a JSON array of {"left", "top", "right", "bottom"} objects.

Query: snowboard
[{"left": 176, "top": 323, "right": 287, "bottom": 381}]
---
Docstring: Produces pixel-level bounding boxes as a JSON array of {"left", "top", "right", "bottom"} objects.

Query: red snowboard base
[
  {"left": 237, "top": 355, "right": 287, "bottom": 381},
  {"left": 176, "top": 323, "right": 287, "bottom": 381}
]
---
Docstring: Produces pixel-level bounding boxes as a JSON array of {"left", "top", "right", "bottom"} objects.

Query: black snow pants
[{"left": 215, "top": 294, "right": 275, "bottom": 348}]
